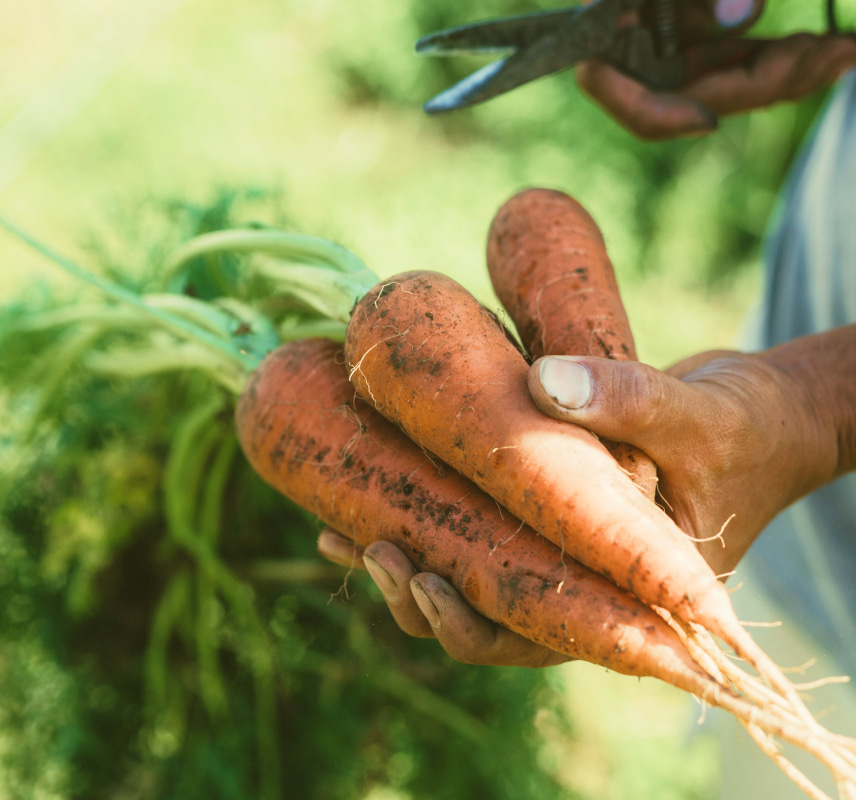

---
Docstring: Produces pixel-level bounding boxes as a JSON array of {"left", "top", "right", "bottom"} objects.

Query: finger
[
  {"left": 528, "top": 355, "right": 716, "bottom": 465},
  {"left": 362, "top": 541, "right": 436, "bottom": 639},
  {"left": 714, "top": 0, "right": 760, "bottom": 28},
  {"left": 575, "top": 60, "right": 719, "bottom": 141},
  {"left": 410, "top": 574, "right": 570, "bottom": 668},
  {"left": 686, "top": 34, "right": 856, "bottom": 116},
  {"left": 317, "top": 528, "right": 365, "bottom": 570}
]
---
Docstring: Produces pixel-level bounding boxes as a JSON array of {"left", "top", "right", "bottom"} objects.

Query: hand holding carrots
[
  {"left": 319, "top": 531, "right": 571, "bottom": 667},
  {"left": 319, "top": 189, "right": 856, "bottom": 677},
  {"left": 223, "top": 187, "right": 856, "bottom": 793},
  {"left": 530, "top": 333, "right": 856, "bottom": 575},
  {"left": 340, "top": 322, "right": 856, "bottom": 667},
  {"left": 576, "top": 0, "right": 856, "bottom": 139}
]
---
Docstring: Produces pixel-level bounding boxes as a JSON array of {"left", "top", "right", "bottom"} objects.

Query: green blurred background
[{"left": 0, "top": 1, "right": 853, "bottom": 798}]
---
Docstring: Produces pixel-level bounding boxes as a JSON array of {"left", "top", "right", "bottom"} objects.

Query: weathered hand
[
  {"left": 529, "top": 327, "right": 856, "bottom": 574},
  {"left": 577, "top": 0, "right": 856, "bottom": 139},
  {"left": 317, "top": 530, "right": 570, "bottom": 667},
  {"left": 319, "top": 325, "right": 856, "bottom": 667}
]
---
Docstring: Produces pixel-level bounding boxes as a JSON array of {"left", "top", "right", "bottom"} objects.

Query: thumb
[
  {"left": 528, "top": 355, "right": 707, "bottom": 460},
  {"left": 713, "top": 0, "right": 760, "bottom": 27}
]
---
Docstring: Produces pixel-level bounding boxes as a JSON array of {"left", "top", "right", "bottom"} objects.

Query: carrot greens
[{"left": 0, "top": 196, "right": 562, "bottom": 800}]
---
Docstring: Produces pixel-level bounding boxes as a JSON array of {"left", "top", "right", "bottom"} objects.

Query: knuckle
[
  {"left": 440, "top": 622, "right": 495, "bottom": 665},
  {"left": 612, "top": 363, "right": 670, "bottom": 432},
  {"left": 787, "top": 32, "right": 817, "bottom": 50},
  {"left": 441, "top": 640, "right": 482, "bottom": 665},
  {"left": 675, "top": 354, "right": 765, "bottom": 469},
  {"left": 395, "top": 615, "right": 436, "bottom": 639},
  {"left": 627, "top": 114, "right": 676, "bottom": 142}
]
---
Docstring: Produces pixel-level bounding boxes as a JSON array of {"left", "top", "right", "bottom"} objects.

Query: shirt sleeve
[{"left": 744, "top": 68, "right": 856, "bottom": 681}]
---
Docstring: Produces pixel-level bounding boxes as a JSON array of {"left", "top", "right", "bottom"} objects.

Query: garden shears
[
  {"left": 417, "top": 0, "right": 847, "bottom": 114},
  {"left": 415, "top": 0, "right": 687, "bottom": 114}
]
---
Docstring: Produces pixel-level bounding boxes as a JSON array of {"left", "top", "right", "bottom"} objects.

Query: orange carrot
[
  {"left": 486, "top": 187, "right": 657, "bottom": 499},
  {"left": 234, "top": 337, "right": 714, "bottom": 692},
  {"left": 6, "top": 203, "right": 850, "bottom": 789},
  {"left": 488, "top": 189, "right": 634, "bottom": 362},
  {"left": 343, "top": 269, "right": 801, "bottom": 705},
  {"left": 236, "top": 338, "right": 850, "bottom": 773}
]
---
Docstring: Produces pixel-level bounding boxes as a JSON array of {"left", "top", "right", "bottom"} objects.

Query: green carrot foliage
[{"left": 0, "top": 193, "right": 566, "bottom": 800}]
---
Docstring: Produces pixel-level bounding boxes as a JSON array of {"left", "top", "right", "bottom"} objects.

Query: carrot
[
  {"left": 234, "top": 337, "right": 712, "bottom": 690},
  {"left": 8, "top": 209, "right": 854, "bottom": 796},
  {"left": 235, "top": 338, "right": 856, "bottom": 784},
  {"left": 488, "top": 189, "right": 634, "bottom": 362},
  {"left": 486, "top": 187, "right": 658, "bottom": 499},
  {"left": 342, "top": 269, "right": 818, "bottom": 725}
]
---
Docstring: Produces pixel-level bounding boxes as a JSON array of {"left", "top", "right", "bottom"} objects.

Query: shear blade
[
  {"left": 415, "top": 34, "right": 513, "bottom": 57},
  {"left": 416, "top": 8, "right": 581, "bottom": 57},
  {"left": 419, "top": 2, "right": 623, "bottom": 113},
  {"left": 423, "top": 60, "right": 509, "bottom": 114},
  {"left": 423, "top": 34, "right": 579, "bottom": 114}
]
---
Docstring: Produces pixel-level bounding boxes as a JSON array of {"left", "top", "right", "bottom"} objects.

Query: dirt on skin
[
  {"left": 343, "top": 270, "right": 741, "bottom": 644},
  {"left": 487, "top": 188, "right": 636, "bottom": 361},
  {"left": 234, "top": 337, "right": 709, "bottom": 687},
  {"left": 486, "top": 188, "right": 658, "bottom": 500}
]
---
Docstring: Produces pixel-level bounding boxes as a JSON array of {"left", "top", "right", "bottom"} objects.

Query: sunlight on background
[
  {"left": 4, "top": 0, "right": 849, "bottom": 363},
  {"left": 1, "top": 0, "right": 854, "bottom": 798}
]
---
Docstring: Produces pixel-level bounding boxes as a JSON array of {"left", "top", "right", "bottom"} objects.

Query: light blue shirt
[{"left": 745, "top": 69, "right": 856, "bottom": 678}]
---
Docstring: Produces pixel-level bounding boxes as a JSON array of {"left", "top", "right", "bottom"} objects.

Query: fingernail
[
  {"left": 539, "top": 357, "right": 592, "bottom": 409},
  {"left": 410, "top": 579, "right": 441, "bottom": 630},
  {"left": 363, "top": 555, "right": 398, "bottom": 600},
  {"left": 715, "top": 0, "right": 755, "bottom": 27}
]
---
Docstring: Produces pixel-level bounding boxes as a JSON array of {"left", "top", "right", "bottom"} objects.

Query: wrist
[{"left": 760, "top": 324, "right": 856, "bottom": 487}]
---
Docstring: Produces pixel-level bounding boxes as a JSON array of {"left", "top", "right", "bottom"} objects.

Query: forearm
[{"left": 762, "top": 323, "right": 856, "bottom": 486}]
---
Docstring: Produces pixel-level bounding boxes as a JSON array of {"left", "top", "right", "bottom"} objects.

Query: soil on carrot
[{"left": 238, "top": 339, "right": 724, "bottom": 687}]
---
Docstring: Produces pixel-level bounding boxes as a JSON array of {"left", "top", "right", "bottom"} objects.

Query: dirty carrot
[
  {"left": 342, "top": 268, "right": 817, "bottom": 728},
  {"left": 235, "top": 337, "right": 706, "bottom": 688},
  {"left": 486, "top": 187, "right": 657, "bottom": 499},
  {"left": 236, "top": 337, "right": 856, "bottom": 791},
  {"left": 6, "top": 208, "right": 855, "bottom": 796}
]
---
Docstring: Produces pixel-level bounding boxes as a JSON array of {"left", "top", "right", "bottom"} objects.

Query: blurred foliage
[
  {"left": 319, "top": 0, "right": 850, "bottom": 287},
  {"left": 0, "top": 192, "right": 570, "bottom": 800}
]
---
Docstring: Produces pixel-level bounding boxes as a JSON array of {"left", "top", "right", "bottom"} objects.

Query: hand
[
  {"left": 528, "top": 339, "right": 852, "bottom": 574},
  {"left": 317, "top": 529, "right": 570, "bottom": 667},
  {"left": 577, "top": 0, "right": 856, "bottom": 139},
  {"left": 319, "top": 326, "right": 856, "bottom": 667},
  {"left": 318, "top": 352, "right": 817, "bottom": 665}
]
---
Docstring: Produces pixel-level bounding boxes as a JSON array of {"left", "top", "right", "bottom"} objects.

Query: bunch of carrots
[{"left": 4, "top": 188, "right": 856, "bottom": 799}]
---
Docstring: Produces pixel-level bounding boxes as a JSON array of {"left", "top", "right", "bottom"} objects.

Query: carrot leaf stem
[
  {"left": 163, "top": 228, "right": 373, "bottom": 283},
  {"left": 84, "top": 342, "right": 248, "bottom": 395},
  {"left": 252, "top": 260, "right": 373, "bottom": 322},
  {"left": 278, "top": 318, "right": 348, "bottom": 342},
  {"left": 162, "top": 228, "right": 378, "bottom": 323},
  {"left": 18, "top": 305, "right": 143, "bottom": 331},
  {"left": 162, "top": 401, "right": 282, "bottom": 797},
  {"left": 0, "top": 212, "right": 259, "bottom": 374}
]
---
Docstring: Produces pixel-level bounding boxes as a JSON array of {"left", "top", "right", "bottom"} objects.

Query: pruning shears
[
  {"left": 417, "top": 0, "right": 847, "bottom": 115},
  {"left": 417, "top": 0, "right": 687, "bottom": 114}
]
